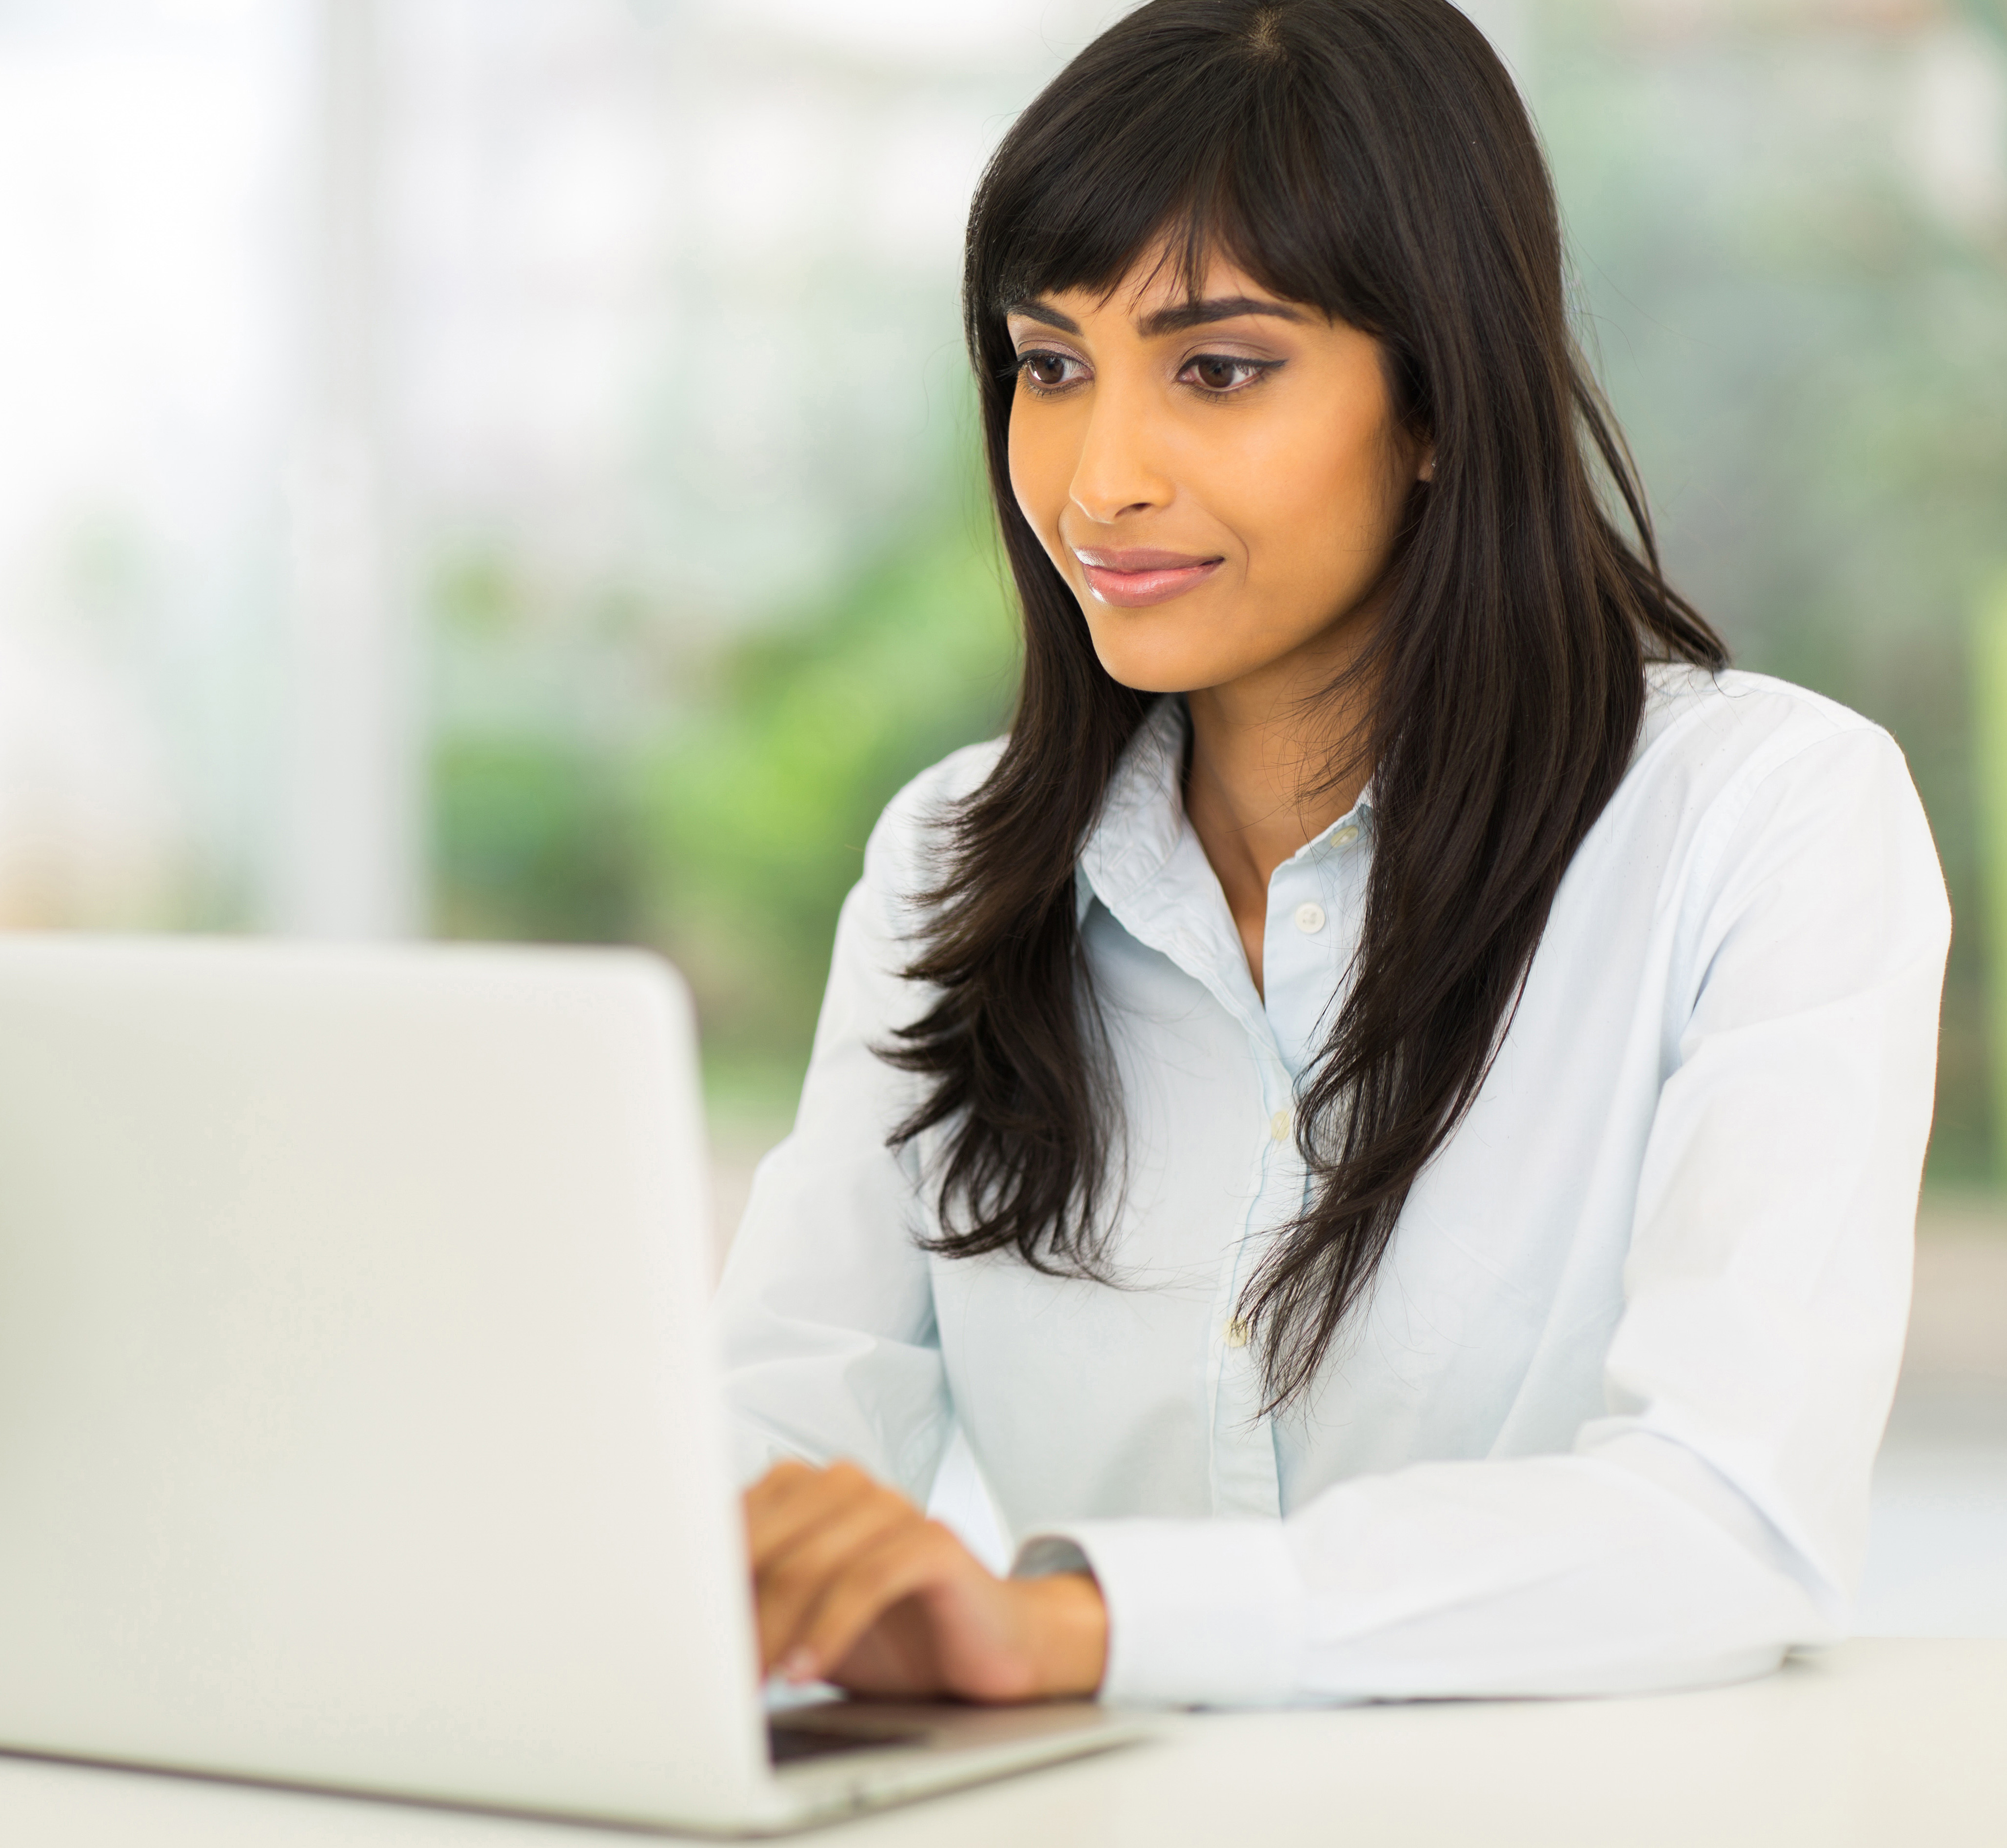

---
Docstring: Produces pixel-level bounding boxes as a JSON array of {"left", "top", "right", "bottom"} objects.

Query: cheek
[
  {"left": 1234, "top": 416, "right": 1404, "bottom": 580},
  {"left": 1006, "top": 402, "right": 1072, "bottom": 539}
]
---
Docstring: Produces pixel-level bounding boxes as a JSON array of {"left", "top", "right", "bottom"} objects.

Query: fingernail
[{"left": 780, "top": 1647, "right": 817, "bottom": 1685}]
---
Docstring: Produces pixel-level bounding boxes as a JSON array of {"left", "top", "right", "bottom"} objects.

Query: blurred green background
[{"left": 431, "top": 467, "right": 1021, "bottom": 1127}]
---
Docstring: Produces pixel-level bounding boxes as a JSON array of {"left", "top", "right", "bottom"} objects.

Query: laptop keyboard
[{"left": 768, "top": 1719, "right": 930, "bottom": 1765}]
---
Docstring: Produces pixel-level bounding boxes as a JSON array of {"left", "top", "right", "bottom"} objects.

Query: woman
[{"left": 715, "top": 0, "right": 1949, "bottom": 1709}]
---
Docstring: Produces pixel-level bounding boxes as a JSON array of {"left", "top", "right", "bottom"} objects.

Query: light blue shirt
[{"left": 715, "top": 667, "right": 1950, "bottom": 1707}]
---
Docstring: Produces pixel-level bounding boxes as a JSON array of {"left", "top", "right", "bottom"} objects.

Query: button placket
[{"left": 1203, "top": 1061, "right": 1295, "bottom": 1519}]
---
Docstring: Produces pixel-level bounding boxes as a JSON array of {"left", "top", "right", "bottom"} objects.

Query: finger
[
  {"left": 744, "top": 1457, "right": 840, "bottom": 1531},
  {"left": 744, "top": 1458, "right": 815, "bottom": 1506},
  {"left": 755, "top": 1492, "right": 921, "bottom": 1673},
  {"left": 788, "top": 1519, "right": 978, "bottom": 1687},
  {"left": 744, "top": 1464, "right": 926, "bottom": 1670},
  {"left": 745, "top": 1460, "right": 880, "bottom": 1568}
]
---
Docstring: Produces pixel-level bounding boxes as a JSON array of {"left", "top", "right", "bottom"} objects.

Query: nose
[{"left": 1068, "top": 375, "right": 1172, "bottom": 527}]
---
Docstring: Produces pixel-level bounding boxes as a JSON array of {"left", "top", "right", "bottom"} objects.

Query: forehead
[{"left": 1013, "top": 244, "right": 1301, "bottom": 324}]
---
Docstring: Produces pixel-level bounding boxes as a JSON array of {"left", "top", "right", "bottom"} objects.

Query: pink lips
[{"left": 1073, "top": 547, "right": 1223, "bottom": 609}]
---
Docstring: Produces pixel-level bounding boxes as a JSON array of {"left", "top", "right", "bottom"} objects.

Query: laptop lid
[{"left": 0, "top": 936, "right": 776, "bottom": 1832}]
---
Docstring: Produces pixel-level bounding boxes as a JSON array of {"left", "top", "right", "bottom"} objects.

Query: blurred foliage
[
  {"left": 635, "top": 525, "right": 1018, "bottom": 1099},
  {"left": 429, "top": 546, "right": 655, "bottom": 948},
  {"left": 435, "top": 734, "right": 643, "bottom": 945},
  {"left": 431, "top": 510, "right": 1018, "bottom": 1123}
]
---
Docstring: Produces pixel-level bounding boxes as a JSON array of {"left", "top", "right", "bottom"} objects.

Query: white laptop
[{"left": 0, "top": 935, "right": 1143, "bottom": 1834}]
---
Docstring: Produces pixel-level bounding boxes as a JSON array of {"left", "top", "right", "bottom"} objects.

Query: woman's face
[{"left": 1005, "top": 251, "right": 1429, "bottom": 698}]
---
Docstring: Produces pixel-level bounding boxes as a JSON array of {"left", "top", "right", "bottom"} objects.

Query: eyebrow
[
  {"left": 1005, "top": 295, "right": 1307, "bottom": 338},
  {"left": 1139, "top": 295, "right": 1307, "bottom": 336},
  {"left": 1007, "top": 300, "right": 1083, "bottom": 334}
]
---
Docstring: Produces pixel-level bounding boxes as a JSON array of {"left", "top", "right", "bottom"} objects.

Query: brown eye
[
  {"left": 1184, "top": 354, "right": 1276, "bottom": 393},
  {"left": 1021, "top": 353, "right": 1075, "bottom": 389}
]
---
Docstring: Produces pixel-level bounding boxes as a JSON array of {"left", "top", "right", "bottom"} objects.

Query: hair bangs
[{"left": 968, "top": 16, "right": 1392, "bottom": 358}]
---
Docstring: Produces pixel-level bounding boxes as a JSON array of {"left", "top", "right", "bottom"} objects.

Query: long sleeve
[
  {"left": 1020, "top": 721, "right": 1951, "bottom": 1706},
  {"left": 709, "top": 754, "right": 991, "bottom": 1507}
]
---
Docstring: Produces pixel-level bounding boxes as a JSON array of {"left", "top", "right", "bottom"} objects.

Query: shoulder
[
  {"left": 1628, "top": 662, "right": 1919, "bottom": 830},
  {"left": 859, "top": 734, "right": 1009, "bottom": 912},
  {"left": 1637, "top": 662, "right": 1885, "bottom": 775},
  {"left": 1618, "top": 663, "right": 1943, "bottom": 921}
]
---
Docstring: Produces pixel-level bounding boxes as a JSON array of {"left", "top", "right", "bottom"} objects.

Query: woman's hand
[{"left": 744, "top": 1459, "right": 1108, "bottom": 1703}]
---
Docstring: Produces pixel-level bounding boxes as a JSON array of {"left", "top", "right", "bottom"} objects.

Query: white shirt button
[
  {"left": 1294, "top": 901, "right": 1326, "bottom": 934},
  {"left": 1225, "top": 1317, "right": 1250, "bottom": 1349},
  {"left": 1270, "top": 1108, "right": 1292, "bottom": 1142},
  {"left": 1334, "top": 824, "right": 1361, "bottom": 847}
]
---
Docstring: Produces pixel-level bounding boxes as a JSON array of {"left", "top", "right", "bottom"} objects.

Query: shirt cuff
[{"left": 1013, "top": 1518, "right": 1308, "bottom": 1708}]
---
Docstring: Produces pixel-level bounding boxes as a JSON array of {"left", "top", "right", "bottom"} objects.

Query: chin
[
  {"left": 1087, "top": 648, "right": 1220, "bottom": 696},
  {"left": 1082, "top": 617, "right": 1241, "bottom": 698}
]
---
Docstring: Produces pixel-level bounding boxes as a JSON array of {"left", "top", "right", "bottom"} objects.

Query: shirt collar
[
  {"left": 1076, "top": 696, "right": 1375, "bottom": 924},
  {"left": 1076, "top": 695, "right": 1191, "bottom": 923}
]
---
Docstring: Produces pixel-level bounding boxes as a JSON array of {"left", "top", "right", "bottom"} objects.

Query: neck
[{"left": 1181, "top": 620, "right": 1377, "bottom": 998}]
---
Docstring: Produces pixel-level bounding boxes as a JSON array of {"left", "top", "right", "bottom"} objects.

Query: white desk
[{"left": 2, "top": 1640, "right": 2001, "bottom": 1846}]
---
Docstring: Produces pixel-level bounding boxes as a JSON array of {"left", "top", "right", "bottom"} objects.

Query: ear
[{"left": 1418, "top": 451, "right": 1436, "bottom": 483}]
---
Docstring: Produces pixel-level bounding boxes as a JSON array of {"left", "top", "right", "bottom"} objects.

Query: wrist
[{"left": 1023, "top": 1569, "right": 1108, "bottom": 1698}]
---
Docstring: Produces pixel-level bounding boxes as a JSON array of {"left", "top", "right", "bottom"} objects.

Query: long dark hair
[{"left": 883, "top": 0, "right": 1727, "bottom": 1410}]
